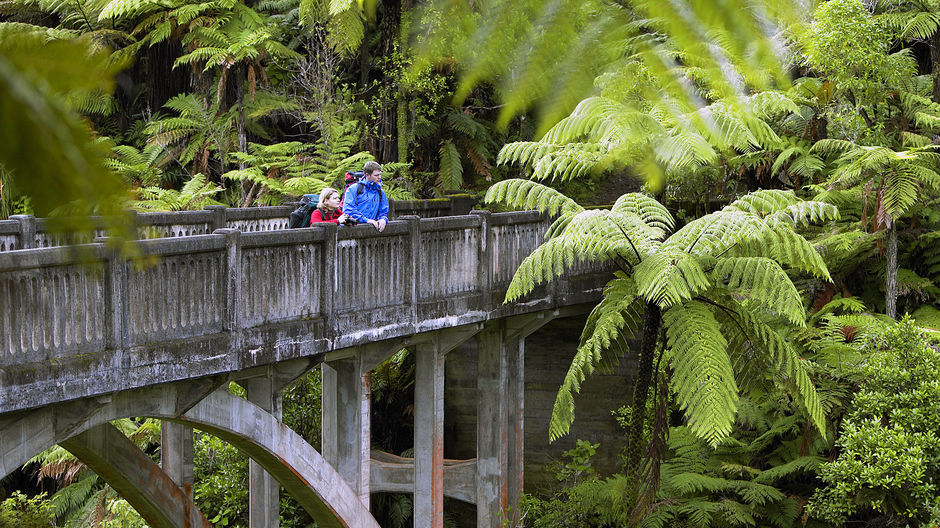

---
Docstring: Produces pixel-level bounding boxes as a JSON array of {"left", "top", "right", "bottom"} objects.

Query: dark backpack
[{"left": 288, "top": 194, "right": 318, "bottom": 228}]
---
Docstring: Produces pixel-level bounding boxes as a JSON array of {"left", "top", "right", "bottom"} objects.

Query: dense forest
[{"left": 3, "top": 0, "right": 940, "bottom": 526}]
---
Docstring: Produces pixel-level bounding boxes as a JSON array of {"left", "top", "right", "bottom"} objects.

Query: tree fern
[
  {"left": 488, "top": 181, "right": 832, "bottom": 452},
  {"left": 712, "top": 257, "right": 805, "bottom": 326}
]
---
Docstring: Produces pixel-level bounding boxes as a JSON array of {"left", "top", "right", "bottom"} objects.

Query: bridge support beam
[
  {"left": 61, "top": 423, "right": 210, "bottom": 528},
  {"left": 414, "top": 341, "right": 446, "bottom": 528},
  {"left": 322, "top": 358, "right": 371, "bottom": 508},
  {"left": 412, "top": 325, "right": 482, "bottom": 528},
  {"left": 322, "top": 340, "right": 408, "bottom": 509},
  {"left": 245, "top": 376, "right": 283, "bottom": 528},
  {"left": 476, "top": 312, "right": 559, "bottom": 528},
  {"left": 160, "top": 422, "right": 194, "bottom": 502}
]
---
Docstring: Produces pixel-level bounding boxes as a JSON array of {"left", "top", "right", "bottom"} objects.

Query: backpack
[
  {"left": 288, "top": 194, "right": 318, "bottom": 228},
  {"left": 343, "top": 171, "right": 364, "bottom": 196}
]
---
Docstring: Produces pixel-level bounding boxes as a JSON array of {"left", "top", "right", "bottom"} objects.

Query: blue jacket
[{"left": 343, "top": 179, "right": 389, "bottom": 223}]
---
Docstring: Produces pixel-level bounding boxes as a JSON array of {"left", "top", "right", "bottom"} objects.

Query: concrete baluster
[
  {"left": 401, "top": 215, "right": 420, "bottom": 327},
  {"left": 215, "top": 228, "right": 241, "bottom": 332},
  {"left": 205, "top": 205, "right": 227, "bottom": 232},
  {"left": 245, "top": 375, "right": 283, "bottom": 527},
  {"left": 10, "top": 215, "right": 35, "bottom": 250},
  {"left": 470, "top": 210, "right": 493, "bottom": 312},
  {"left": 414, "top": 341, "right": 445, "bottom": 528},
  {"left": 95, "top": 236, "right": 128, "bottom": 351},
  {"left": 321, "top": 222, "right": 337, "bottom": 332}
]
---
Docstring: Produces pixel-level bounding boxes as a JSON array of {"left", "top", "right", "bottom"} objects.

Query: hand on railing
[{"left": 366, "top": 219, "right": 387, "bottom": 232}]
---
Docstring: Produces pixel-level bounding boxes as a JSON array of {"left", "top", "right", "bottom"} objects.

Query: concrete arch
[
  {"left": 0, "top": 380, "right": 380, "bottom": 528},
  {"left": 60, "top": 423, "right": 211, "bottom": 528}
]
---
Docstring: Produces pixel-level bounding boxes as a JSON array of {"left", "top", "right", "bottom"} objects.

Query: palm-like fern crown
[{"left": 486, "top": 179, "right": 838, "bottom": 446}]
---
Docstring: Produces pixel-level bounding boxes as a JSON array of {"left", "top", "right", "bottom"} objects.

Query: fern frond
[
  {"left": 737, "top": 309, "right": 825, "bottom": 436},
  {"left": 765, "top": 201, "right": 840, "bottom": 228},
  {"left": 438, "top": 139, "right": 463, "bottom": 191},
  {"left": 635, "top": 250, "right": 711, "bottom": 308},
  {"left": 724, "top": 189, "right": 800, "bottom": 217},
  {"left": 712, "top": 257, "right": 805, "bottom": 326},
  {"left": 611, "top": 192, "right": 675, "bottom": 239},
  {"left": 663, "top": 301, "right": 737, "bottom": 446},
  {"left": 753, "top": 456, "right": 824, "bottom": 484},
  {"left": 549, "top": 278, "right": 644, "bottom": 440},
  {"left": 484, "top": 178, "right": 583, "bottom": 217}
]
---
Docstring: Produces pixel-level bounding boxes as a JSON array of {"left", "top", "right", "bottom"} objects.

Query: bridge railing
[
  {"left": 0, "top": 211, "right": 568, "bottom": 369},
  {"left": 0, "top": 196, "right": 476, "bottom": 253}
]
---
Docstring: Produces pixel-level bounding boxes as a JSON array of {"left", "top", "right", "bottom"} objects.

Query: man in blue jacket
[{"left": 343, "top": 161, "right": 389, "bottom": 232}]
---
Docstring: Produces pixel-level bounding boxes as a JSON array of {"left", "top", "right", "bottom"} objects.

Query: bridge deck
[{"left": 0, "top": 211, "right": 606, "bottom": 416}]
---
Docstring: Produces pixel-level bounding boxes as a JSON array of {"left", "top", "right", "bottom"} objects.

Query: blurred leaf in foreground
[{"left": 0, "top": 31, "right": 134, "bottom": 246}]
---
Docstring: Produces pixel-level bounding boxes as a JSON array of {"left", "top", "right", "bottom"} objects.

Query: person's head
[
  {"left": 363, "top": 161, "right": 382, "bottom": 184},
  {"left": 318, "top": 187, "right": 341, "bottom": 210}
]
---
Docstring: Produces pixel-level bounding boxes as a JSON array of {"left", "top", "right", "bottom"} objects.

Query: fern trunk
[
  {"left": 932, "top": 31, "right": 940, "bottom": 103},
  {"left": 625, "top": 304, "right": 661, "bottom": 478},
  {"left": 236, "top": 65, "right": 248, "bottom": 203},
  {"left": 886, "top": 220, "right": 898, "bottom": 319}
]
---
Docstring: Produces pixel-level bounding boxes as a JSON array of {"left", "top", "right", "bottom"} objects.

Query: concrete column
[
  {"left": 476, "top": 324, "right": 508, "bottom": 528},
  {"left": 245, "top": 377, "right": 282, "bottom": 528},
  {"left": 414, "top": 343, "right": 445, "bottom": 528},
  {"left": 160, "top": 422, "right": 194, "bottom": 502},
  {"left": 10, "top": 214, "right": 35, "bottom": 249},
  {"left": 321, "top": 359, "right": 371, "bottom": 507},
  {"left": 506, "top": 337, "right": 525, "bottom": 525}
]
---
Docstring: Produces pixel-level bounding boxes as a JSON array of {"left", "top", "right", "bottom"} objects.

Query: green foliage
[
  {"left": 520, "top": 441, "right": 631, "bottom": 527},
  {"left": 136, "top": 173, "right": 224, "bottom": 211},
  {"left": 194, "top": 432, "right": 249, "bottom": 527},
  {"left": 808, "top": 318, "right": 940, "bottom": 525},
  {"left": 487, "top": 182, "right": 833, "bottom": 448},
  {"left": 146, "top": 93, "right": 237, "bottom": 177},
  {"left": 0, "top": 492, "right": 54, "bottom": 528},
  {"left": 803, "top": 0, "right": 897, "bottom": 100},
  {"left": 0, "top": 31, "right": 132, "bottom": 240},
  {"left": 643, "top": 409, "right": 826, "bottom": 528}
]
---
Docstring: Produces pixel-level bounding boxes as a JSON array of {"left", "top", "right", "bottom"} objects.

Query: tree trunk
[
  {"left": 625, "top": 304, "right": 662, "bottom": 478},
  {"left": 236, "top": 65, "right": 248, "bottom": 204},
  {"left": 932, "top": 31, "right": 940, "bottom": 103},
  {"left": 886, "top": 221, "right": 898, "bottom": 319}
]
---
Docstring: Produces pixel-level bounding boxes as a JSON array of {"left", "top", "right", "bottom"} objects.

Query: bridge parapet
[
  {"left": 0, "top": 211, "right": 606, "bottom": 416},
  {"left": 0, "top": 197, "right": 476, "bottom": 252}
]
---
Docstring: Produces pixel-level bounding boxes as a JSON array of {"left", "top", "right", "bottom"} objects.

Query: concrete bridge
[{"left": 0, "top": 204, "right": 607, "bottom": 528}]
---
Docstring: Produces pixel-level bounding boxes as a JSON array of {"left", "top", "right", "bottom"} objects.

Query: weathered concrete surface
[
  {"left": 415, "top": 341, "right": 446, "bottom": 528},
  {"left": 244, "top": 375, "right": 282, "bottom": 528},
  {"left": 0, "top": 380, "right": 380, "bottom": 528},
  {"left": 446, "top": 314, "right": 634, "bottom": 496},
  {"left": 61, "top": 423, "right": 210, "bottom": 528},
  {"left": 0, "top": 212, "right": 607, "bottom": 418},
  {"left": 369, "top": 450, "right": 476, "bottom": 503}
]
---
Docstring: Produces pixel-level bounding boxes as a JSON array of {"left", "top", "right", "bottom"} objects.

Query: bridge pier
[
  {"left": 414, "top": 341, "right": 446, "bottom": 528},
  {"left": 322, "top": 340, "right": 407, "bottom": 508},
  {"left": 160, "top": 422, "right": 194, "bottom": 504},
  {"left": 245, "top": 376, "right": 283, "bottom": 528}
]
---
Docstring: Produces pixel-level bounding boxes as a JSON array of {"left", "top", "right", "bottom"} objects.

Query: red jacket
[{"left": 311, "top": 207, "right": 343, "bottom": 224}]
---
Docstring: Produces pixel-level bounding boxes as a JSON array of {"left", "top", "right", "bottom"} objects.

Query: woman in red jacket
[{"left": 310, "top": 187, "right": 349, "bottom": 224}]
